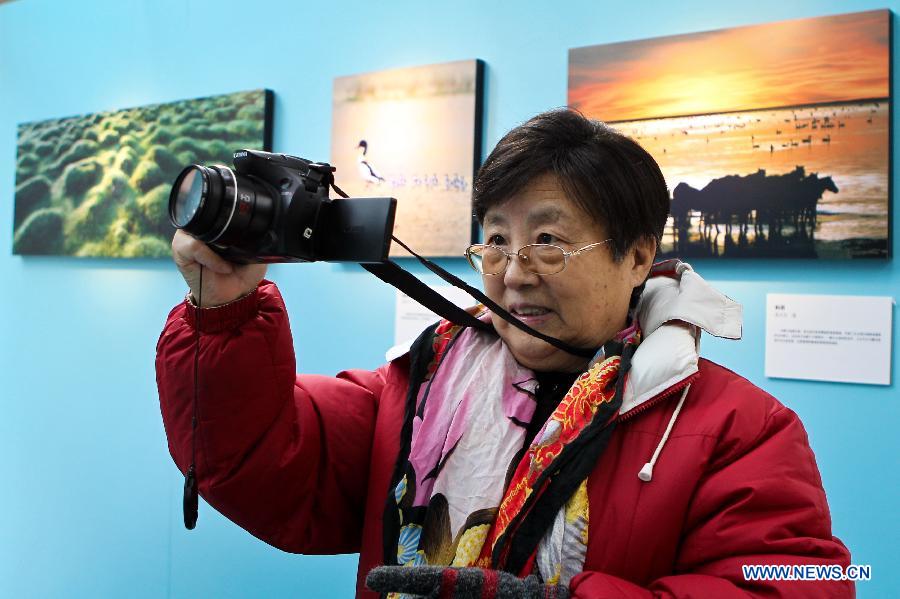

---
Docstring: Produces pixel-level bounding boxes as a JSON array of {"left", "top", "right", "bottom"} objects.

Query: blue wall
[{"left": 1, "top": 1, "right": 897, "bottom": 597}]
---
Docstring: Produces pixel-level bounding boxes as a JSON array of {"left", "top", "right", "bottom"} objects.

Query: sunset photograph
[{"left": 569, "top": 10, "right": 890, "bottom": 258}]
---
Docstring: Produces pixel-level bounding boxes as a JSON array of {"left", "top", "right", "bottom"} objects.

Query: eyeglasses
[{"left": 465, "top": 240, "right": 613, "bottom": 276}]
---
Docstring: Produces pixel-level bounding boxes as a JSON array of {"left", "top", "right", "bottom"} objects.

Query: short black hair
[{"left": 473, "top": 109, "right": 669, "bottom": 261}]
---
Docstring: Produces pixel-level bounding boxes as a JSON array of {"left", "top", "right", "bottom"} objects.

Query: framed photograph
[
  {"left": 569, "top": 10, "right": 891, "bottom": 259},
  {"left": 12, "top": 89, "right": 273, "bottom": 258},
  {"left": 331, "top": 59, "right": 484, "bottom": 257}
]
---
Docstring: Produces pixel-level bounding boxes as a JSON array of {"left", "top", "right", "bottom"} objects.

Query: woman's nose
[{"left": 503, "top": 251, "right": 541, "bottom": 288}]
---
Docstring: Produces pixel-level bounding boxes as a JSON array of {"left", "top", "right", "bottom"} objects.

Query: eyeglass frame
[{"left": 464, "top": 239, "right": 614, "bottom": 276}]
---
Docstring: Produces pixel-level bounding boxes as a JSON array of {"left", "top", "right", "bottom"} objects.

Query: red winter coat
[{"left": 156, "top": 277, "right": 852, "bottom": 598}]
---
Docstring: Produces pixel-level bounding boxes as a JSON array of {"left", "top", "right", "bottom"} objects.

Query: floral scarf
[{"left": 382, "top": 308, "right": 639, "bottom": 591}]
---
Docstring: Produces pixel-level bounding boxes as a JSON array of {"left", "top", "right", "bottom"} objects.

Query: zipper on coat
[{"left": 616, "top": 371, "right": 700, "bottom": 423}]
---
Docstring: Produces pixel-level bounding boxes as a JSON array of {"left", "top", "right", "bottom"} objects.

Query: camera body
[{"left": 168, "top": 149, "right": 396, "bottom": 264}]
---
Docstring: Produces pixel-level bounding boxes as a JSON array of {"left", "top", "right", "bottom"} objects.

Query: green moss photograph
[{"left": 12, "top": 89, "right": 273, "bottom": 257}]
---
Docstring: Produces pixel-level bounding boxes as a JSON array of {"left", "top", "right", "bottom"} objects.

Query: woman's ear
[{"left": 628, "top": 236, "right": 657, "bottom": 287}]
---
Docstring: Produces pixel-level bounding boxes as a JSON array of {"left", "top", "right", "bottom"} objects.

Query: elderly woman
[{"left": 157, "top": 110, "right": 852, "bottom": 598}]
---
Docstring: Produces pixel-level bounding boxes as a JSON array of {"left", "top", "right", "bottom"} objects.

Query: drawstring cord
[{"left": 638, "top": 383, "right": 690, "bottom": 482}]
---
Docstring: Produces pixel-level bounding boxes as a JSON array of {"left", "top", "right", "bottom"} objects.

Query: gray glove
[{"left": 366, "top": 565, "right": 569, "bottom": 599}]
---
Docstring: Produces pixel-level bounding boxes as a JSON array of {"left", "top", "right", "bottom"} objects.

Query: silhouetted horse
[{"left": 671, "top": 167, "right": 839, "bottom": 248}]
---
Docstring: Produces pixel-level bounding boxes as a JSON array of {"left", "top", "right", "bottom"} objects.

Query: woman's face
[{"left": 481, "top": 173, "right": 654, "bottom": 372}]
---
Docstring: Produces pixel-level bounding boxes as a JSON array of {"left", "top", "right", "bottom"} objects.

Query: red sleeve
[
  {"left": 570, "top": 402, "right": 853, "bottom": 598},
  {"left": 156, "top": 280, "right": 387, "bottom": 554}
]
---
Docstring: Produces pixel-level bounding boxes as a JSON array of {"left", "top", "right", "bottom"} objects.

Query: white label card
[
  {"left": 394, "top": 286, "right": 477, "bottom": 346},
  {"left": 765, "top": 293, "right": 893, "bottom": 385}
]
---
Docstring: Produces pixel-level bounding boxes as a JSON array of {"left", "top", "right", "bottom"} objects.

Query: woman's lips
[{"left": 508, "top": 303, "right": 554, "bottom": 326}]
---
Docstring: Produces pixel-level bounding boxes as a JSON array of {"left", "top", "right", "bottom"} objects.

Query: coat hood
[{"left": 622, "top": 260, "right": 742, "bottom": 415}]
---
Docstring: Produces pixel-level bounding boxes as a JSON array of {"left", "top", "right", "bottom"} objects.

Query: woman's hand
[{"left": 172, "top": 230, "right": 268, "bottom": 307}]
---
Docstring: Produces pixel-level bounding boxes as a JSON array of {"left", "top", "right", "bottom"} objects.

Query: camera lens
[
  {"left": 171, "top": 167, "right": 205, "bottom": 227},
  {"left": 169, "top": 165, "right": 275, "bottom": 247}
]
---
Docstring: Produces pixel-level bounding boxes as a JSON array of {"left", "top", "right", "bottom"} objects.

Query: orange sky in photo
[{"left": 568, "top": 10, "right": 890, "bottom": 122}]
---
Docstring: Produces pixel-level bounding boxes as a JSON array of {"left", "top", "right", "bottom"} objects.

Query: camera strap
[
  {"left": 323, "top": 180, "right": 597, "bottom": 359},
  {"left": 361, "top": 238, "right": 597, "bottom": 360},
  {"left": 184, "top": 265, "right": 202, "bottom": 531}
]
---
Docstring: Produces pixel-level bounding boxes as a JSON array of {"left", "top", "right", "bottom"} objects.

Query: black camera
[{"left": 168, "top": 149, "right": 397, "bottom": 263}]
